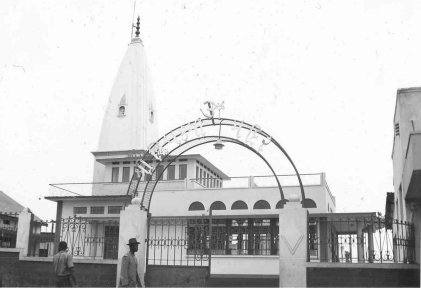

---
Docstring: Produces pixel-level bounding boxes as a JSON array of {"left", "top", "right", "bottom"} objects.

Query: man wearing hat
[{"left": 120, "top": 238, "right": 142, "bottom": 287}]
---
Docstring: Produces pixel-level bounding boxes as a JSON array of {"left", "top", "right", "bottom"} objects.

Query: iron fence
[
  {"left": 147, "top": 217, "right": 210, "bottom": 266},
  {"left": 308, "top": 214, "right": 415, "bottom": 264},
  {"left": 209, "top": 218, "right": 278, "bottom": 256},
  {"left": 0, "top": 212, "right": 19, "bottom": 248},
  {"left": 60, "top": 216, "right": 119, "bottom": 259},
  {"left": 147, "top": 216, "right": 279, "bottom": 267},
  {"left": 28, "top": 216, "right": 120, "bottom": 259}
]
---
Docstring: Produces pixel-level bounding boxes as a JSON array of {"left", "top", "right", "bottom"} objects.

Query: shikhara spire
[{"left": 96, "top": 17, "right": 158, "bottom": 152}]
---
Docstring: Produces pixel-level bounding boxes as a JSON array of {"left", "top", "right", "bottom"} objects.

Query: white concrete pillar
[
  {"left": 116, "top": 198, "right": 148, "bottom": 288},
  {"left": 16, "top": 208, "right": 32, "bottom": 257},
  {"left": 279, "top": 195, "right": 308, "bottom": 287}
]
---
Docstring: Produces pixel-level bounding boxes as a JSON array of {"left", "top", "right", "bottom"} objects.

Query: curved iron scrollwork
[{"left": 127, "top": 116, "right": 306, "bottom": 211}]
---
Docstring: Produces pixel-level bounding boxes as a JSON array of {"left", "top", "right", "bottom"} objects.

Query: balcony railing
[
  {"left": 47, "top": 173, "right": 326, "bottom": 197},
  {"left": 308, "top": 214, "right": 415, "bottom": 264}
]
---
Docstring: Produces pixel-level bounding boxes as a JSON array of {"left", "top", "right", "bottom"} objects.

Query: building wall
[
  {"left": 61, "top": 199, "right": 129, "bottom": 219},
  {"left": 149, "top": 185, "right": 330, "bottom": 217},
  {"left": 92, "top": 155, "right": 225, "bottom": 192},
  {"left": 392, "top": 88, "right": 421, "bottom": 222},
  {"left": 391, "top": 88, "right": 421, "bottom": 267}
]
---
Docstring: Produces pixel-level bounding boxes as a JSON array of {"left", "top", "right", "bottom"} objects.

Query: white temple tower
[
  {"left": 97, "top": 19, "right": 158, "bottom": 152},
  {"left": 92, "top": 18, "right": 159, "bottom": 187}
]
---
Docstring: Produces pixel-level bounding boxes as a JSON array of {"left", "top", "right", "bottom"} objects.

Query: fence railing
[
  {"left": 308, "top": 214, "right": 415, "bottom": 264},
  {"left": 0, "top": 212, "right": 19, "bottom": 248},
  {"left": 147, "top": 216, "right": 280, "bottom": 266},
  {"left": 28, "top": 216, "right": 120, "bottom": 259},
  {"left": 28, "top": 213, "right": 414, "bottom": 265},
  {"left": 147, "top": 217, "right": 210, "bottom": 266}
]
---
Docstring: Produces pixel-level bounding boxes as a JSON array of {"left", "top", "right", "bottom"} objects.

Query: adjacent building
[{"left": 391, "top": 87, "right": 421, "bottom": 264}]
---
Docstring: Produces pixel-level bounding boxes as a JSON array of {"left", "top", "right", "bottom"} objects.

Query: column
[
  {"left": 16, "top": 208, "right": 32, "bottom": 257},
  {"left": 116, "top": 198, "right": 148, "bottom": 288},
  {"left": 54, "top": 201, "right": 63, "bottom": 254},
  {"left": 279, "top": 195, "right": 308, "bottom": 287},
  {"left": 356, "top": 220, "right": 364, "bottom": 263}
]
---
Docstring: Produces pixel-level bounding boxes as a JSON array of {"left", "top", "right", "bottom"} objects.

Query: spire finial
[{"left": 135, "top": 16, "right": 140, "bottom": 38}]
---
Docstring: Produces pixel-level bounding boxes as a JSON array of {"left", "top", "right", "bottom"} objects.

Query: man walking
[
  {"left": 120, "top": 238, "right": 142, "bottom": 287},
  {"left": 53, "top": 241, "right": 77, "bottom": 287}
]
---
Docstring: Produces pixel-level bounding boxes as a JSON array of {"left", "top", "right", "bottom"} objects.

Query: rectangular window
[
  {"left": 123, "top": 161, "right": 131, "bottom": 164},
  {"left": 91, "top": 206, "right": 105, "bottom": 214},
  {"left": 156, "top": 165, "right": 164, "bottom": 180},
  {"left": 3, "top": 220, "right": 10, "bottom": 225},
  {"left": 196, "top": 166, "right": 199, "bottom": 180},
  {"left": 111, "top": 167, "right": 119, "bottom": 182},
  {"left": 179, "top": 164, "right": 187, "bottom": 180},
  {"left": 167, "top": 165, "right": 175, "bottom": 180},
  {"left": 112, "top": 162, "right": 120, "bottom": 165},
  {"left": 104, "top": 225, "right": 119, "bottom": 259},
  {"left": 73, "top": 207, "right": 87, "bottom": 214},
  {"left": 122, "top": 167, "right": 131, "bottom": 182},
  {"left": 108, "top": 206, "right": 122, "bottom": 214}
]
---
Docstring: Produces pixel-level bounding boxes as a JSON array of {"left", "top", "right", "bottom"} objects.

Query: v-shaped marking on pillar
[{"left": 281, "top": 234, "right": 304, "bottom": 255}]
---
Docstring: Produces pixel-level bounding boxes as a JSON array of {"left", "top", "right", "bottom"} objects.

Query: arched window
[
  {"left": 275, "top": 200, "right": 285, "bottom": 209},
  {"left": 210, "top": 201, "right": 226, "bottom": 211},
  {"left": 119, "top": 106, "right": 126, "bottom": 116},
  {"left": 303, "top": 198, "right": 317, "bottom": 208},
  {"left": 253, "top": 200, "right": 270, "bottom": 209},
  {"left": 118, "top": 94, "right": 127, "bottom": 117},
  {"left": 188, "top": 201, "right": 205, "bottom": 211},
  {"left": 231, "top": 201, "right": 248, "bottom": 210}
]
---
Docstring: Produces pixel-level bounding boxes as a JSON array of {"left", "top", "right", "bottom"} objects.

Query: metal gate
[{"left": 146, "top": 216, "right": 211, "bottom": 267}]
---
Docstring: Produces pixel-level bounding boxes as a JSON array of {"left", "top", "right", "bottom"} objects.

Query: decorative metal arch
[{"left": 126, "top": 106, "right": 306, "bottom": 211}]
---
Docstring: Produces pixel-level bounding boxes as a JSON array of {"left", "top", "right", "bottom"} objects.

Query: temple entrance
[{"left": 127, "top": 102, "right": 308, "bottom": 286}]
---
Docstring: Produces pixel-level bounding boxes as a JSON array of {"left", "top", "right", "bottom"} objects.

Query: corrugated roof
[
  {"left": 0, "top": 190, "right": 43, "bottom": 221},
  {"left": 0, "top": 190, "right": 24, "bottom": 213}
]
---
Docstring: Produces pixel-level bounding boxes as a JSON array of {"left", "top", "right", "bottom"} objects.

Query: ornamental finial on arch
[{"left": 200, "top": 101, "right": 225, "bottom": 119}]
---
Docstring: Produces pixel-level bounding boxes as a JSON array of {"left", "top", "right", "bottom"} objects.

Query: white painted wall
[
  {"left": 149, "top": 185, "right": 331, "bottom": 217},
  {"left": 61, "top": 199, "right": 130, "bottom": 219},
  {"left": 211, "top": 255, "right": 278, "bottom": 275}
]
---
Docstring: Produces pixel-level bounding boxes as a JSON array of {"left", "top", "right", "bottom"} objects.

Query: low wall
[
  {"left": 146, "top": 265, "right": 209, "bottom": 287},
  {"left": 307, "top": 263, "right": 420, "bottom": 287},
  {"left": 208, "top": 274, "right": 278, "bottom": 287},
  {"left": 210, "top": 255, "right": 278, "bottom": 275},
  {"left": 0, "top": 250, "right": 117, "bottom": 287}
]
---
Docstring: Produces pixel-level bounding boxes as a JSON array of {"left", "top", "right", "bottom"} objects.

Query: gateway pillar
[
  {"left": 279, "top": 195, "right": 308, "bottom": 287},
  {"left": 116, "top": 198, "right": 148, "bottom": 288}
]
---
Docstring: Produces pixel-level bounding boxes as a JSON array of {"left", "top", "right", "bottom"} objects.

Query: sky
[{"left": 1, "top": 0, "right": 421, "bottom": 221}]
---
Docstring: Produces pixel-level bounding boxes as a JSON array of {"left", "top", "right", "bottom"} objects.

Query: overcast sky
[{"left": 1, "top": 0, "right": 421, "bottom": 221}]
